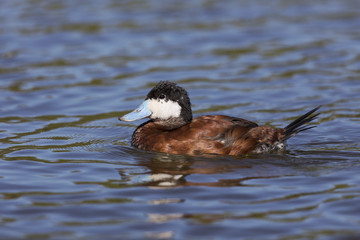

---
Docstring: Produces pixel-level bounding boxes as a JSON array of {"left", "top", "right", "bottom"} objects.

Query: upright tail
[{"left": 282, "top": 106, "right": 321, "bottom": 141}]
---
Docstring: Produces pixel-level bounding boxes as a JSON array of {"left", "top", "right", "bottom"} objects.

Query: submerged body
[{"left": 120, "top": 81, "right": 320, "bottom": 156}]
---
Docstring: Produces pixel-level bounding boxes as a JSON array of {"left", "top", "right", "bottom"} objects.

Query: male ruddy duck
[{"left": 119, "top": 81, "right": 320, "bottom": 156}]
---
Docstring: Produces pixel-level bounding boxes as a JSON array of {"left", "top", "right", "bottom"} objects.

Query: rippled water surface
[{"left": 1, "top": 0, "right": 360, "bottom": 239}]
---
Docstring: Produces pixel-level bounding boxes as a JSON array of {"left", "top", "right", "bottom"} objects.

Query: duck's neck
[{"left": 153, "top": 117, "right": 190, "bottom": 130}]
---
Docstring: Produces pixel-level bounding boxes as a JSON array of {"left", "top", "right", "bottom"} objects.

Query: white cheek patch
[{"left": 148, "top": 99, "right": 181, "bottom": 120}]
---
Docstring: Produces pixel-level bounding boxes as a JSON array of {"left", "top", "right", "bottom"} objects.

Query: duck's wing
[
  {"left": 187, "top": 115, "right": 260, "bottom": 154},
  {"left": 197, "top": 115, "right": 258, "bottom": 127},
  {"left": 201, "top": 115, "right": 258, "bottom": 141},
  {"left": 222, "top": 116, "right": 259, "bottom": 128},
  {"left": 197, "top": 116, "right": 285, "bottom": 155}
]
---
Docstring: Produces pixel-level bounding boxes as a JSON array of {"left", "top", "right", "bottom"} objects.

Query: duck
[{"left": 119, "top": 81, "right": 320, "bottom": 156}]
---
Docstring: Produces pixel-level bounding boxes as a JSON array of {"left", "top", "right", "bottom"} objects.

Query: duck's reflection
[
  {"left": 129, "top": 151, "right": 254, "bottom": 188},
  {"left": 117, "top": 146, "right": 295, "bottom": 189}
]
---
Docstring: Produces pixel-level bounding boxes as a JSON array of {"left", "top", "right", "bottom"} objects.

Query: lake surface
[{"left": 1, "top": 0, "right": 360, "bottom": 239}]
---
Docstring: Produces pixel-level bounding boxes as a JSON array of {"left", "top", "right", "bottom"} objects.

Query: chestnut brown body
[{"left": 131, "top": 115, "right": 287, "bottom": 156}]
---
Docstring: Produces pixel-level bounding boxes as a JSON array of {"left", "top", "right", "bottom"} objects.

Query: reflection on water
[{"left": 1, "top": 0, "right": 360, "bottom": 239}]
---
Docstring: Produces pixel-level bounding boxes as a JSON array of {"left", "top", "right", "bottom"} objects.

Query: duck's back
[{"left": 131, "top": 115, "right": 284, "bottom": 156}]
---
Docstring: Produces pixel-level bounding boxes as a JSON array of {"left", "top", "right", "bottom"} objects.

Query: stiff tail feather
[{"left": 283, "top": 106, "right": 321, "bottom": 141}]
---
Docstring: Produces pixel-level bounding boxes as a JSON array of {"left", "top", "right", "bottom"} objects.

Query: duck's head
[{"left": 119, "top": 81, "right": 192, "bottom": 130}]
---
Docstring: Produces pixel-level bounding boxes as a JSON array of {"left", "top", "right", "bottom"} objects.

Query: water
[{"left": 1, "top": 0, "right": 360, "bottom": 239}]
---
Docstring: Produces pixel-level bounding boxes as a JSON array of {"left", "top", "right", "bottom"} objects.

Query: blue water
[{"left": 1, "top": 1, "right": 360, "bottom": 239}]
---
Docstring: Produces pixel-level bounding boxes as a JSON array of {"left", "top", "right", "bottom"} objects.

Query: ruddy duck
[{"left": 119, "top": 81, "right": 320, "bottom": 156}]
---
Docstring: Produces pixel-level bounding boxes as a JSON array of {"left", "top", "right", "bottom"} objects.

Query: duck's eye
[{"left": 159, "top": 94, "right": 166, "bottom": 99}]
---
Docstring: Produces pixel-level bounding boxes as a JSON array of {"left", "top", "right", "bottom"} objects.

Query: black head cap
[{"left": 146, "top": 81, "right": 192, "bottom": 123}]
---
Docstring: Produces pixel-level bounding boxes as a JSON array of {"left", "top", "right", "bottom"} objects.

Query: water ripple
[{"left": 1, "top": 0, "right": 360, "bottom": 239}]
